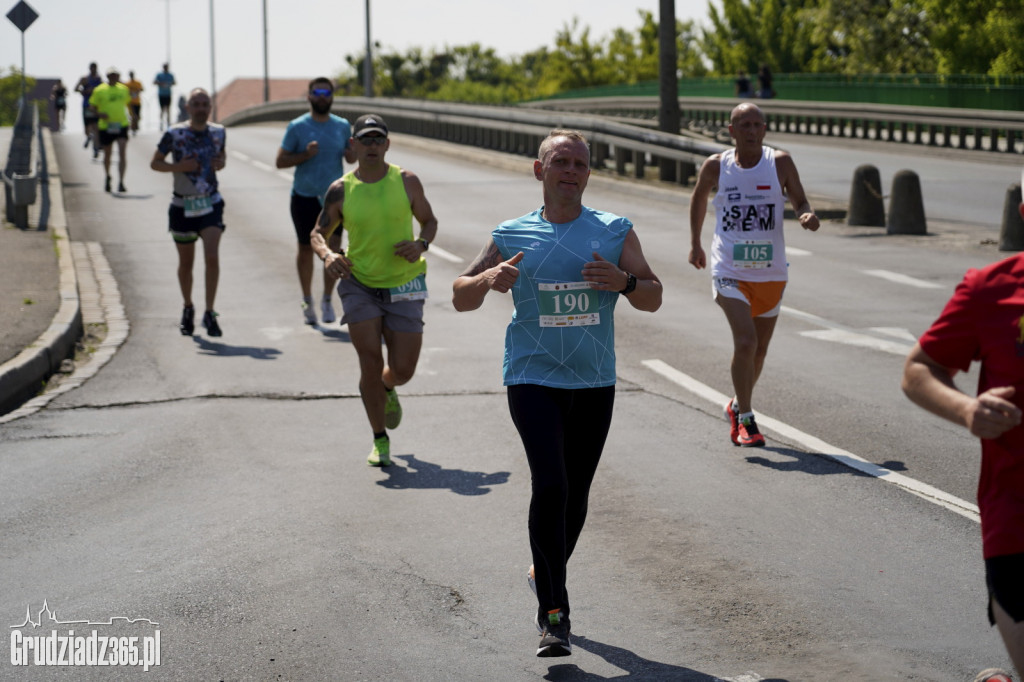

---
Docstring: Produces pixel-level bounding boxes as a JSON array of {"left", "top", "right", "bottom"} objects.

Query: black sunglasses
[
  {"left": 357, "top": 135, "right": 387, "bottom": 146},
  {"left": 310, "top": 88, "right": 333, "bottom": 97}
]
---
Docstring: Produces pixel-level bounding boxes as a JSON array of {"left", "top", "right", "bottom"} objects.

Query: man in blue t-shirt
[
  {"left": 276, "top": 77, "right": 354, "bottom": 325},
  {"left": 452, "top": 129, "right": 662, "bottom": 659},
  {"left": 153, "top": 63, "right": 176, "bottom": 131}
]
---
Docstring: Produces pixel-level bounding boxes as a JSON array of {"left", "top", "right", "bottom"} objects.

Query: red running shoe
[
  {"left": 724, "top": 400, "right": 740, "bottom": 445},
  {"left": 737, "top": 415, "right": 766, "bottom": 447}
]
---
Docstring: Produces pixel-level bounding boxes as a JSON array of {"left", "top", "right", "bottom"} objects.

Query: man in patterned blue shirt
[
  {"left": 151, "top": 88, "right": 227, "bottom": 337},
  {"left": 276, "top": 77, "right": 355, "bottom": 325},
  {"left": 452, "top": 129, "right": 662, "bottom": 658}
]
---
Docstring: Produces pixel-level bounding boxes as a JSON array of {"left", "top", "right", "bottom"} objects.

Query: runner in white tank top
[{"left": 688, "top": 102, "right": 820, "bottom": 447}]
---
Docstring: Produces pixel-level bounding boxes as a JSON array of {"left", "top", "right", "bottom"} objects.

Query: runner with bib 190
[{"left": 453, "top": 129, "right": 662, "bottom": 658}]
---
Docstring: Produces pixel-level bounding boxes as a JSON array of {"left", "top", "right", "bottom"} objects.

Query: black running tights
[{"left": 507, "top": 383, "right": 616, "bottom": 626}]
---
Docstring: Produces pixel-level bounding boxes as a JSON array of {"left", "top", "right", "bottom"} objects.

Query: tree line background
[
  {"left": 335, "top": 0, "right": 1022, "bottom": 103},
  {"left": 3, "top": 0, "right": 1021, "bottom": 123}
]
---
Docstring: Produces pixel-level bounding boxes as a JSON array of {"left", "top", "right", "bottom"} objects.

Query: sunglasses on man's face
[
  {"left": 357, "top": 135, "right": 387, "bottom": 146},
  {"left": 310, "top": 88, "right": 333, "bottom": 97}
]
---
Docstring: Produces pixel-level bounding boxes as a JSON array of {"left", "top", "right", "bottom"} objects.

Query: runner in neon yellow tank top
[
  {"left": 342, "top": 165, "right": 426, "bottom": 288},
  {"left": 311, "top": 114, "right": 439, "bottom": 467}
]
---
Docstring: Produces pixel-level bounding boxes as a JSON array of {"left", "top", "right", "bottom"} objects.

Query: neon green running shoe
[
  {"left": 367, "top": 436, "right": 391, "bottom": 467},
  {"left": 384, "top": 388, "right": 402, "bottom": 429}
]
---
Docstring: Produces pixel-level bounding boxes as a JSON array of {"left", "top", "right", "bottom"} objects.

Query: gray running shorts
[{"left": 337, "top": 274, "right": 425, "bottom": 333}]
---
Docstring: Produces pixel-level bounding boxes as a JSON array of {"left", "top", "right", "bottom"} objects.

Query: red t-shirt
[{"left": 919, "top": 253, "right": 1024, "bottom": 559}]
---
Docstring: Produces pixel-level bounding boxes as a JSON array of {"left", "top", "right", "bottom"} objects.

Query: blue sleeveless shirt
[{"left": 492, "top": 206, "right": 631, "bottom": 389}]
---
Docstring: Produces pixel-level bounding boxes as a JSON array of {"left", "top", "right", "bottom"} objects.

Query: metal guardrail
[
  {"left": 522, "top": 96, "right": 1024, "bottom": 154},
  {"left": 222, "top": 96, "right": 728, "bottom": 185},
  {"left": 3, "top": 99, "right": 41, "bottom": 228}
]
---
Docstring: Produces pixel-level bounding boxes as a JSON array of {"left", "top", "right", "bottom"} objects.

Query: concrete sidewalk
[{"left": 0, "top": 126, "right": 81, "bottom": 416}]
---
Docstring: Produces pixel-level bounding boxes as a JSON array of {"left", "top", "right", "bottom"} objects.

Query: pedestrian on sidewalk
[
  {"left": 452, "top": 129, "right": 662, "bottom": 658},
  {"left": 150, "top": 88, "right": 228, "bottom": 337}
]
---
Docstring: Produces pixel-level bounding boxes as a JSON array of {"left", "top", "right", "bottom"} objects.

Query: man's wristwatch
[
  {"left": 618, "top": 272, "right": 637, "bottom": 295},
  {"left": 418, "top": 238, "right": 429, "bottom": 251}
]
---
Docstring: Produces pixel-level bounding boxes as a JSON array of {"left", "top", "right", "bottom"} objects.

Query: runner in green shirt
[{"left": 89, "top": 67, "right": 133, "bottom": 193}]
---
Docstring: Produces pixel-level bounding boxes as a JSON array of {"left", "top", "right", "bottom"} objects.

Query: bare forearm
[
  {"left": 275, "top": 149, "right": 310, "bottom": 169},
  {"left": 417, "top": 217, "right": 438, "bottom": 245},
  {"left": 624, "top": 277, "right": 662, "bottom": 312},
  {"left": 902, "top": 359, "right": 971, "bottom": 429},
  {"left": 452, "top": 274, "right": 492, "bottom": 312}
]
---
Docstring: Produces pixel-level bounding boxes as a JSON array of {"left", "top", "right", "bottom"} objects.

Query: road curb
[{"left": 0, "top": 128, "right": 82, "bottom": 417}]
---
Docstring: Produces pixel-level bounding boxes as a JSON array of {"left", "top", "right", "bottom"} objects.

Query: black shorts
[
  {"left": 289, "top": 193, "right": 323, "bottom": 245},
  {"left": 99, "top": 128, "right": 128, "bottom": 146},
  {"left": 168, "top": 200, "right": 226, "bottom": 244},
  {"left": 159, "top": 95, "right": 171, "bottom": 108},
  {"left": 986, "top": 553, "right": 1024, "bottom": 625},
  {"left": 83, "top": 110, "right": 98, "bottom": 126}
]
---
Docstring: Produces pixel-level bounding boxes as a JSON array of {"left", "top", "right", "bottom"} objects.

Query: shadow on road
[
  {"left": 376, "top": 453, "right": 510, "bottom": 496},
  {"left": 745, "top": 447, "right": 910, "bottom": 480},
  {"left": 192, "top": 336, "right": 283, "bottom": 360},
  {"left": 745, "top": 446, "right": 873, "bottom": 477},
  {"left": 318, "top": 326, "right": 351, "bottom": 343},
  {"left": 542, "top": 634, "right": 788, "bottom": 681}
]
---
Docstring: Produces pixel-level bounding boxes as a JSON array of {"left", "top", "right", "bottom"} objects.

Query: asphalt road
[{"left": 0, "top": 124, "right": 1018, "bottom": 680}]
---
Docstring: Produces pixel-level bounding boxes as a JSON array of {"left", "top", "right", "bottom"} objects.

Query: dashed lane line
[{"left": 862, "top": 269, "right": 943, "bottom": 289}]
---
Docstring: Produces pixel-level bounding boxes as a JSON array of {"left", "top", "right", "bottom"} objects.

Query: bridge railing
[
  {"left": 522, "top": 96, "right": 1024, "bottom": 154},
  {"left": 222, "top": 96, "right": 727, "bottom": 185},
  {"left": 3, "top": 100, "right": 41, "bottom": 228}
]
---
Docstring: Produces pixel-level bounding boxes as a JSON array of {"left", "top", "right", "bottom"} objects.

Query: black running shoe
[
  {"left": 179, "top": 305, "right": 195, "bottom": 335},
  {"left": 117, "top": 183, "right": 126, "bottom": 193},
  {"left": 104, "top": 176, "right": 111, "bottom": 192},
  {"left": 202, "top": 310, "right": 222, "bottom": 337},
  {"left": 536, "top": 609, "right": 571, "bottom": 657}
]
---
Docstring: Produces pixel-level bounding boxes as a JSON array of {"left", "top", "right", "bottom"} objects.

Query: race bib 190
[{"left": 537, "top": 282, "right": 600, "bottom": 327}]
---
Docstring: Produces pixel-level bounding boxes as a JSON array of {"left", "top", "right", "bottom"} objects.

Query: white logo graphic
[{"left": 10, "top": 601, "right": 160, "bottom": 672}]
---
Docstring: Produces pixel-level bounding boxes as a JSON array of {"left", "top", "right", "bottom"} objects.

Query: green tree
[
  {"left": 700, "top": 0, "right": 818, "bottom": 76},
  {"left": 0, "top": 67, "right": 36, "bottom": 126},
  {"left": 800, "top": 0, "right": 934, "bottom": 74},
  {"left": 919, "top": 0, "right": 1024, "bottom": 75}
]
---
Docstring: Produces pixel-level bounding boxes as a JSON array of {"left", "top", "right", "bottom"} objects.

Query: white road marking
[
  {"left": 785, "top": 246, "right": 811, "bottom": 256},
  {"left": 782, "top": 305, "right": 913, "bottom": 356},
  {"left": 229, "top": 150, "right": 250, "bottom": 162},
  {"left": 641, "top": 359, "right": 980, "bottom": 523},
  {"left": 251, "top": 160, "right": 274, "bottom": 173},
  {"left": 862, "top": 269, "right": 942, "bottom": 289},
  {"left": 428, "top": 244, "right": 463, "bottom": 264}
]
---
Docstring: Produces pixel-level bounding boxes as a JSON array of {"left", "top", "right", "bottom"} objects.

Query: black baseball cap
[{"left": 353, "top": 114, "right": 388, "bottom": 138}]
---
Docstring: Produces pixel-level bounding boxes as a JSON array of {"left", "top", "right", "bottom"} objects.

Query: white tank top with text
[{"left": 710, "top": 146, "right": 787, "bottom": 282}]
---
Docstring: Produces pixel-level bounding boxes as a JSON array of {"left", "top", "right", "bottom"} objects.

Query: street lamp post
[
  {"left": 209, "top": 0, "right": 217, "bottom": 121},
  {"left": 155, "top": 0, "right": 171, "bottom": 66},
  {"left": 363, "top": 0, "right": 372, "bottom": 97},
  {"left": 263, "top": 0, "right": 269, "bottom": 103}
]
